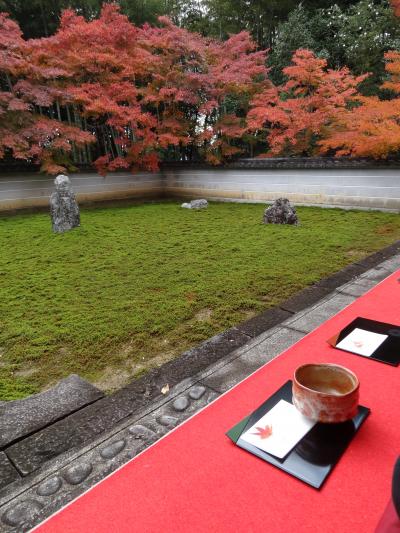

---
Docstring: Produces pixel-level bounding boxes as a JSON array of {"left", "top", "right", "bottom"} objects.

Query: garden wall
[
  {"left": 1, "top": 159, "right": 400, "bottom": 212},
  {"left": 163, "top": 162, "right": 400, "bottom": 212},
  {"left": 0, "top": 171, "right": 165, "bottom": 211}
]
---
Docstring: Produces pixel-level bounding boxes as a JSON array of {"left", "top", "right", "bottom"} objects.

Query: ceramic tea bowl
[{"left": 293, "top": 363, "right": 359, "bottom": 423}]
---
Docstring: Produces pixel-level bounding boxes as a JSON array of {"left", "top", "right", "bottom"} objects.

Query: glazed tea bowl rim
[{"left": 293, "top": 363, "right": 359, "bottom": 398}]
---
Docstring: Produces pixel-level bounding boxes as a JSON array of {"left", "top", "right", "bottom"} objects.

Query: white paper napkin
[
  {"left": 240, "top": 400, "right": 316, "bottom": 459},
  {"left": 336, "top": 327, "right": 388, "bottom": 357}
]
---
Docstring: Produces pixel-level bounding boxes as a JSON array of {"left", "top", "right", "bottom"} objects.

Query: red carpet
[{"left": 36, "top": 270, "right": 400, "bottom": 533}]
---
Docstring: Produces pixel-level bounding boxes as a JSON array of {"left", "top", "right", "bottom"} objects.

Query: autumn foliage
[
  {"left": 0, "top": 4, "right": 268, "bottom": 174},
  {"left": 247, "top": 49, "right": 365, "bottom": 157},
  {"left": 313, "top": 0, "right": 400, "bottom": 160},
  {"left": 319, "top": 51, "right": 400, "bottom": 158},
  {"left": 1, "top": 2, "right": 400, "bottom": 173},
  {"left": 0, "top": 13, "right": 92, "bottom": 174},
  {"left": 248, "top": 0, "right": 400, "bottom": 161}
]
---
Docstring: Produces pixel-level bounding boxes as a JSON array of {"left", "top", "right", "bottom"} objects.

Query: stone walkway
[{"left": 0, "top": 251, "right": 399, "bottom": 531}]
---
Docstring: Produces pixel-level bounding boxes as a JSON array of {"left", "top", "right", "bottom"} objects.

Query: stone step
[{"left": 0, "top": 374, "right": 104, "bottom": 449}]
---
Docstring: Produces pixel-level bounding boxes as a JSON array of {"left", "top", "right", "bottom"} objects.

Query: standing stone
[
  {"left": 50, "top": 175, "right": 80, "bottom": 233},
  {"left": 181, "top": 199, "right": 208, "bottom": 209},
  {"left": 263, "top": 198, "right": 299, "bottom": 225}
]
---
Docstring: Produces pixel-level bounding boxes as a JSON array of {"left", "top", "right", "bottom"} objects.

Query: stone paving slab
[
  {"left": 201, "top": 327, "right": 305, "bottom": 393},
  {"left": 0, "top": 253, "right": 398, "bottom": 532},
  {"left": 354, "top": 240, "right": 400, "bottom": 269},
  {"left": 358, "top": 267, "right": 393, "bottom": 282},
  {"left": 0, "top": 375, "right": 104, "bottom": 449},
  {"left": 282, "top": 292, "right": 356, "bottom": 334},
  {"left": 116, "top": 327, "right": 251, "bottom": 398},
  {"left": 313, "top": 263, "right": 366, "bottom": 290},
  {"left": 279, "top": 285, "right": 332, "bottom": 314},
  {"left": 5, "top": 391, "right": 148, "bottom": 477},
  {"left": 180, "top": 324, "right": 285, "bottom": 391},
  {"left": 377, "top": 254, "right": 400, "bottom": 272},
  {"left": 336, "top": 277, "right": 378, "bottom": 297}
]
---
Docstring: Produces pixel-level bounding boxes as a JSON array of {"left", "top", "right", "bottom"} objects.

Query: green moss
[
  {"left": 0, "top": 376, "right": 37, "bottom": 401},
  {"left": 1, "top": 201, "right": 399, "bottom": 399}
]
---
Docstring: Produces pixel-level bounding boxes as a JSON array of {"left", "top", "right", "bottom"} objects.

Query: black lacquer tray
[
  {"left": 226, "top": 381, "right": 370, "bottom": 489},
  {"left": 328, "top": 317, "right": 400, "bottom": 366}
]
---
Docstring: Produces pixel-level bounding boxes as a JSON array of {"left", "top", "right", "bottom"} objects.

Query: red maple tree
[
  {"left": 4, "top": 2, "right": 397, "bottom": 170},
  {"left": 0, "top": 13, "right": 92, "bottom": 173},
  {"left": 247, "top": 49, "right": 365, "bottom": 157},
  {"left": 319, "top": 54, "right": 400, "bottom": 157},
  {"left": 319, "top": 52, "right": 400, "bottom": 158},
  {"left": 0, "top": 4, "right": 268, "bottom": 174},
  {"left": 316, "top": 0, "right": 400, "bottom": 159}
]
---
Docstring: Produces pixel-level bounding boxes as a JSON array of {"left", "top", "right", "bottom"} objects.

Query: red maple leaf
[{"left": 252, "top": 425, "right": 273, "bottom": 439}]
